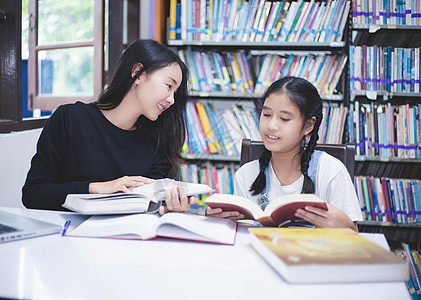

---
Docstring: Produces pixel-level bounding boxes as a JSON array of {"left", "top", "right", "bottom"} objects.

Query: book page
[
  {"left": 68, "top": 213, "right": 161, "bottom": 240},
  {"left": 154, "top": 213, "right": 237, "bottom": 245}
]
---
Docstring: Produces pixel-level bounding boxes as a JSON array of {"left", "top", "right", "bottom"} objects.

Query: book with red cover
[{"left": 205, "top": 193, "right": 327, "bottom": 227}]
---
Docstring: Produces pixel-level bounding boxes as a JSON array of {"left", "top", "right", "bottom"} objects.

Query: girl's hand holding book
[
  {"left": 295, "top": 204, "right": 357, "bottom": 231},
  {"left": 205, "top": 206, "right": 245, "bottom": 221}
]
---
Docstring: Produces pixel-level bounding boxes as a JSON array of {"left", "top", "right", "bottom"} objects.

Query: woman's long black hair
[
  {"left": 94, "top": 39, "right": 188, "bottom": 166},
  {"left": 249, "top": 76, "right": 323, "bottom": 195}
]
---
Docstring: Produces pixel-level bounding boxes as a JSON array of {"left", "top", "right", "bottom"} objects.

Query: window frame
[
  {"left": 0, "top": 0, "right": 105, "bottom": 133},
  {"left": 28, "top": 0, "right": 105, "bottom": 111}
]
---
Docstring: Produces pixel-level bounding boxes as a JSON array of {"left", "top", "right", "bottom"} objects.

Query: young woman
[
  {"left": 207, "top": 76, "right": 362, "bottom": 230},
  {"left": 23, "top": 39, "right": 195, "bottom": 214}
]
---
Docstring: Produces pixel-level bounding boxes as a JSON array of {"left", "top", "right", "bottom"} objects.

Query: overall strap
[
  {"left": 257, "top": 164, "right": 271, "bottom": 211},
  {"left": 307, "top": 150, "right": 323, "bottom": 194}
]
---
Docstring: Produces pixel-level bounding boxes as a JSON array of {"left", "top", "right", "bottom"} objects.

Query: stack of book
[
  {"left": 169, "top": 0, "right": 351, "bottom": 43},
  {"left": 185, "top": 100, "right": 350, "bottom": 157},
  {"left": 397, "top": 243, "right": 421, "bottom": 298},
  {"left": 178, "top": 49, "right": 254, "bottom": 93},
  {"left": 348, "top": 102, "right": 421, "bottom": 158},
  {"left": 354, "top": 175, "right": 421, "bottom": 224},
  {"left": 253, "top": 53, "right": 347, "bottom": 96},
  {"left": 352, "top": 0, "right": 421, "bottom": 25},
  {"left": 350, "top": 46, "right": 421, "bottom": 93},
  {"left": 318, "top": 103, "right": 348, "bottom": 144},
  {"left": 184, "top": 101, "right": 260, "bottom": 156},
  {"left": 179, "top": 48, "right": 347, "bottom": 97},
  {"left": 179, "top": 162, "right": 236, "bottom": 198}
]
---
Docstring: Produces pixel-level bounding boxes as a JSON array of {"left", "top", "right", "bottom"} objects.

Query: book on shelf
[
  {"left": 205, "top": 193, "right": 327, "bottom": 227},
  {"left": 248, "top": 227, "right": 410, "bottom": 283},
  {"left": 168, "top": 0, "right": 177, "bottom": 40},
  {"left": 398, "top": 243, "right": 421, "bottom": 295},
  {"left": 354, "top": 176, "right": 421, "bottom": 223},
  {"left": 67, "top": 212, "right": 238, "bottom": 245},
  {"left": 349, "top": 102, "right": 421, "bottom": 159},
  {"left": 63, "top": 179, "right": 214, "bottom": 215}
]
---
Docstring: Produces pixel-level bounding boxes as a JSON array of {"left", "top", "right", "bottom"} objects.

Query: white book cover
[
  {"left": 243, "top": 108, "right": 261, "bottom": 141},
  {"left": 328, "top": 56, "right": 347, "bottom": 95},
  {"left": 309, "top": 1, "right": 327, "bottom": 42},
  {"left": 200, "top": 0, "right": 207, "bottom": 40},
  {"left": 298, "top": 0, "right": 317, "bottom": 42},
  {"left": 255, "top": 1, "right": 272, "bottom": 42},
  {"left": 315, "top": 0, "right": 333, "bottom": 41},
  {"left": 335, "top": 0, "right": 351, "bottom": 41},
  {"left": 242, "top": 0, "right": 259, "bottom": 42},
  {"left": 307, "top": 55, "right": 324, "bottom": 84},
  {"left": 262, "top": 1, "right": 280, "bottom": 42},
  {"left": 326, "top": 0, "right": 344, "bottom": 42},
  {"left": 249, "top": 0, "right": 266, "bottom": 41},
  {"left": 271, "top": 1, "right": 291, "bottom": 41},
  {"left": 278, "top": 1, "right": 299, "bottom": 41},
  {"left": 236, "top": 1, "right": 250, "bottom": 41},
  {"left": 255, "top": 54, "right": 273, "bottom": 93},
  {"left": 232, "top": 104, "right": 253, "bottom": 140},
  {"left": 226, "top": 0, "right": 238, "bottom": 40},
  {"left": 291, "top": 1, "right": 311, "bottom": 42},
  {"left": 222, "top": 109, "right": 247, "bottom": 149}
]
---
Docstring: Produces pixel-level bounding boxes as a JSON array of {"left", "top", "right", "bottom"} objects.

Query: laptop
[{"left": 0, "top": 210, "right": 62, "bottom": 243}]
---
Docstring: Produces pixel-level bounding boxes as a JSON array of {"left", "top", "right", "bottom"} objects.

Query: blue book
[
  {"left": 217, "top": 108, "right": 239, "bottom": 156},
  {"left": 202, "top": 102, "right": 224, "bottom": 154},
  {"left": 236, "top": 1, "right": 249, "bottom": 38},
  {"left": 186, "top": 0, "right": 192, "bottom": 40},
  {"left": 413, "top": 181, "right": 421, "bottom": 222},
  {"left": 185, "top": 103, "right": 201, "bottom": 153},
  {"left": 176, "top": 3, "right": 181, "bottom": 40},
  {"left": 405, "top": 180, "right": 416, "bottom": 223},
  {"left": 211, "top": 52, "right": 228, "bottom": 92}
]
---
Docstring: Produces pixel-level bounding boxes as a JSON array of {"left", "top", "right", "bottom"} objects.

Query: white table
[{"left": 0, "top": 207, "right": 410, "bottom": 300}]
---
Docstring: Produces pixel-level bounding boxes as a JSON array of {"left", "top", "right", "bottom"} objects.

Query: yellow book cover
[
  {"left": 249, "top": 228, "right": 409, "bottom": 283},
  {"left": 231, "top": 53, "right": 245, "bottom": 93},
  {"left": 168, "top": 0, "right": 177, "bottom": 40},
  {"left": 195, "top": 102, "right": 217, "bottom": 153}
]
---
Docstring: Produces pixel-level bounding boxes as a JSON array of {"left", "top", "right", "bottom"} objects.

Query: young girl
[
  {"left": 207, "top": 76, "right": 362, "bottom": 230},
  {"left": 23, "top": 39, "right": 195, "bottom": 214}
]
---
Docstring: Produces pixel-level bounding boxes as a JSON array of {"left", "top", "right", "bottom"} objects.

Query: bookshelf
[
  {"left": 165, "top": 2, "right": 421, "bottom": 289},
  {"left": 349, "top": 2, "right": 421, "bottom": 252},
  {"left": 167, "top": 0, "right": 352, "bottom": 194}
]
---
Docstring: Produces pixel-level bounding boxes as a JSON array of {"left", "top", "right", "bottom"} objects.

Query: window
[
  {"left": 28, "top": 0, "right": 104, "bottom": 111},
  {"left": 0, "top": 0, "right": 105, "bottom": 133}
]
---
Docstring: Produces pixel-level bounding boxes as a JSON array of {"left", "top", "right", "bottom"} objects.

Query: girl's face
[
  {"left": 259, "top": 93, "right": 314, "bottom": 155},
  {"left": 132, "top": 63, "right": 183, "bottom": 121}
]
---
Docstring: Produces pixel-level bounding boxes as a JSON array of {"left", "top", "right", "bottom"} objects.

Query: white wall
[{"left": 0, "top": 128, "right": 42, "bottom": 208}]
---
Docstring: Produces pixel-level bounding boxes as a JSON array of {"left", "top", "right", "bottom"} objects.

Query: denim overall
[{"left": 256, "top": 150, "right": 323, "bottom": 226}]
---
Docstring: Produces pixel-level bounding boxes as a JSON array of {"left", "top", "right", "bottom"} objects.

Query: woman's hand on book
[
  {"left": 88, "top": 176, "right": 154, "bottom": 194},
  {"left": 159, "top": 185, "right": 196, "bottom": 215},
  {"left": 205, "top": 207, "right": 245, "bottom": 221},
  {"left": 295, "top": 204, "right": 357, "bottom": 231}
]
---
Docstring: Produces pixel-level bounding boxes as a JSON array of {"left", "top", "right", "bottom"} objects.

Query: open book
[
  {"left": 63, "top": 179, "right": 214, "bottom": 214},
  {"left": 204, "top": 193, "right": 327, "bottom": 227},
  {"left": 249, "top": 228, "right": 409, "bottom": 283},
  {"left": 67, "top": 212, "right": 237, "bottom": 245}
]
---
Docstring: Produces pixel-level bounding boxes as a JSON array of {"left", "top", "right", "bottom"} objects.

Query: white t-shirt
[{"left": 234, "top": 152, "right": 363, "bottom": 222}]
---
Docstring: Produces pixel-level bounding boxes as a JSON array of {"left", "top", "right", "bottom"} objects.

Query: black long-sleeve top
[{"left": 22, "top": 102, "right": 171, "bottom": 211}]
